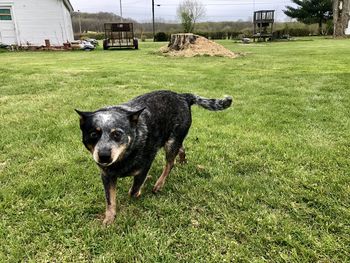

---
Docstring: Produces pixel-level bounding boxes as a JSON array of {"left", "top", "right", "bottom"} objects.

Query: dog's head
[{"left": 75, "top": 107, "right": 145, "bottom": 167}]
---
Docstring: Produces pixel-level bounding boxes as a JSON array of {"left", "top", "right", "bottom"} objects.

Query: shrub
[
  {"left": 209, "top": 31, "right": 226, "bottom": 40},
  {"left": 195, "top": 31, "right": 239, "bottom": 40},
  {"left": 227, "top": 31, "right": 242, "bottom": 39},
  {"left": 154, "top": 32, "right": 169, "bottom": 42},
  {"left": 273, "top": 28, "right": 315, "bottom": 38},
  {"left": 195, "top": 31, "right": 209, "bottom": 39},
  {"left": 74, "top": 32, "right": 105, "bottom": 40}
]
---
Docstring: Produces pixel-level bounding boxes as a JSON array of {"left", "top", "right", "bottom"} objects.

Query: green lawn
[{"left": 0, "top": 38, "right": 349, "bottom": 262}]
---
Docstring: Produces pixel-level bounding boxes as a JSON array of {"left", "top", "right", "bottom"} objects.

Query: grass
[{"left": 0, "top": 38, "right": 349, "bottom": 262}]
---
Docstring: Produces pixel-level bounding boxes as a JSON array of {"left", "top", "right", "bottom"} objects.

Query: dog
[{"left": 76, "top": 90, "right": 232, "bottom": 225}]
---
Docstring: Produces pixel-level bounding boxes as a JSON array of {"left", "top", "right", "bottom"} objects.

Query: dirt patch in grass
[{"left": 160, "top": 35, "right": 237, "bottom": 58}]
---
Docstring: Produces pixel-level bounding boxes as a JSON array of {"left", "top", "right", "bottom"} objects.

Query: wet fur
[{"left": 76, "top": 90, "right": 232, "bottom": 225}]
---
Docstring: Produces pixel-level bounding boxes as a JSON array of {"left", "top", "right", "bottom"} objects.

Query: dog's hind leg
[
  {"left": 177, "top": 145, "right": 187, "bottom": 164},
  {"left": 152, "top": 160, "right": 175, "bottom": 193},
  {"left": 153, "top": 138, "right": 181, "bottom": 193}
]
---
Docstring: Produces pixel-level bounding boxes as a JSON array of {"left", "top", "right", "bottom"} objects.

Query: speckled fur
[{"left": 76, "top": 90, "right": 232, "bottom": 224}]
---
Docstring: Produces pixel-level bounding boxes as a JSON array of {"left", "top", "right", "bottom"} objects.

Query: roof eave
[{"left": 63, "top": 0, "right": 74, "bottom": 12}]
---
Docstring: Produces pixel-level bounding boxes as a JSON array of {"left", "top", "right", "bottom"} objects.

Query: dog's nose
[{"left": 98, "top": 150, "right": 111, "bottom": 164}]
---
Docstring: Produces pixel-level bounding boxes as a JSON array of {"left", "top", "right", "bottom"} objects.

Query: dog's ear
[
  {"left": 75, "top": 109, "right": 91, "bottom": 126},
  {"left": 128, "top": 107, "right": 146, "bottom": 126}
]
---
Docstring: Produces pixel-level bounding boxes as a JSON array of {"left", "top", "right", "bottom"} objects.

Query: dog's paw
[
  {"left": 177, "top": 158, "right": 188, "bottom": 165},
  {"left": 103, "top": 212, "right": 116, "bottom": 226},
  {"left": 128, "top": 188, "right": 141, "bottom": 198},
  {"left": 152, "top": 184, "right": 163, "bottom": 194},
  {"left": 152, "top": 177, "right": 166, "bottom": 193}
]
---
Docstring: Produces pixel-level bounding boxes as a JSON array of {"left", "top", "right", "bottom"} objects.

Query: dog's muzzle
[
  {"left": 98, "top": 149, "right": 112, "bottom": 165},
  {"left": 93, "top": 144, "right": 127, "bottom": 167}
]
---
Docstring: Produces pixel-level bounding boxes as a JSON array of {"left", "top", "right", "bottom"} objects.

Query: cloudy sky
[{"left": 69, "top": 0, "right": 295, "bottom": 22}]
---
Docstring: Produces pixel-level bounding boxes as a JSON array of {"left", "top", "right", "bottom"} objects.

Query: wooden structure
[
  {"left": 103, "top": 23, "right": 138, "bottom": 50},
  {"left": 253, "top": 10, "right": 275, "bottom": 42}
]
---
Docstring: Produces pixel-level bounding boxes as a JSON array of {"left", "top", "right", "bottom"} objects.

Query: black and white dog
[{"left": 76, "top": 90, "right": 232, "bottom": 225}]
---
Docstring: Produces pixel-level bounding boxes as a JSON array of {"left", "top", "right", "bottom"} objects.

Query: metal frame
[{"left": 103, "top": 23, "right": 138, "bottom": 49}]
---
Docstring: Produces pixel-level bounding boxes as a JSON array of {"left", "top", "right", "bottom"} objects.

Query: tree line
[
  {"left": 71, "top": 0, "right": 350, "bottom": 38},
  {"left": 71, "top": 12, "right": 253, "bottom": 34}
]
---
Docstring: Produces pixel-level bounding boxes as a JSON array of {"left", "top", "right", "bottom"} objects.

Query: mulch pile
[{"left": 160, "top": 34, "right": 237, "bottom": 58}]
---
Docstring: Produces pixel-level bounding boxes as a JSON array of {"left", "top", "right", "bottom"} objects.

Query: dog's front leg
[
  {"left": 101, "top": 173, "right": 117, "bottom": 225},
  {"left": 129, "top": 173, "right": 148, "bottom": 198}
]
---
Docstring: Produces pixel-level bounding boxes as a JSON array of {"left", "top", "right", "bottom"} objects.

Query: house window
[{"left": 0, "top": 8, "right": 12, "bottom": 20}]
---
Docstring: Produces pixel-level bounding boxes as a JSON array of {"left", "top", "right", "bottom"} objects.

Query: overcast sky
[{"left": 69, "top": 0, "right": 295, "bottom": 22}]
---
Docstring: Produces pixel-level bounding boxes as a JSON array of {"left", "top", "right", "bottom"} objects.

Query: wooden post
[
  {"left": 45, "top": 39, "right": 51, "bottom": 48},
  {"left": 152, "top": 0, "right": 155, "bottom": 41}
]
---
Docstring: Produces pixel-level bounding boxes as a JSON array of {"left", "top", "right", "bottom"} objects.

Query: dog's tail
[{"left": 182, "top": 93, "right": 233, "bottom": 111}]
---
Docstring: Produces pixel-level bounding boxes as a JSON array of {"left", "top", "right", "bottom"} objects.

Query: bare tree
[
  {"left": 177, "top": 0, "right": 206, "bottom": 33},
  {"left": 333, "top": 0, "right": 350, "bottom": 37}
]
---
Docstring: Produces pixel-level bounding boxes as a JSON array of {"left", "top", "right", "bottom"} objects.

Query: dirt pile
[{"left": 160, "top": 34, "right": 237, "bottom": 58}]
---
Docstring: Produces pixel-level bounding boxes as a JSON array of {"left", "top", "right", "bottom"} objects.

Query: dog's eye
[
  {"left": 112, "top": 130, "right": 123, "bottom": 141},
  {"left": 89, "top": 131, "right": 99, "bottom": 139}
]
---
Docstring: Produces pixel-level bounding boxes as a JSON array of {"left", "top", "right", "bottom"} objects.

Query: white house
[
  {"left": 0, "top": 0, "right": 74, "bottom": 46},
  {"left": 346, "top": 21, "right": 350, "bottom": 35}
]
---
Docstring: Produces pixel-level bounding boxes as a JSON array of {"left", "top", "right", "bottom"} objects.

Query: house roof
[{"left": 63, "top": 0, "right": 74, "bottom": 12}]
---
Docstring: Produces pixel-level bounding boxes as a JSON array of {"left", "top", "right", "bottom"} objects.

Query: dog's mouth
[
  {"left": 96, "top": 160, "right": 115, "bottom": 167},
  {"left": 97, "top": 161, "right": 114, "bottom": 167},
  {"left": 94, "top": 153, "right": 116, "bottom": 167},
  {"left": 93, "top": 144, "right": 128, "bottom": 168},
  {"left": 93, "top": 151, "right": 116, "bottom": 168}
]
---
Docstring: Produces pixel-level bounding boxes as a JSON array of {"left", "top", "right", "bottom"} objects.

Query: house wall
[
  {"left": 0, "top": 0, "right": 74, "bottom": 46},
  {"left": 61, "top": 1, "right": 74, "bottom": 43},
  {"left": 0, "top": 3, "right": 17, "bottom": 44}
]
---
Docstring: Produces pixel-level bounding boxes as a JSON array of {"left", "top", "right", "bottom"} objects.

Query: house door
[{"left": 0, "top": 7, "right": 17, "bottom": 45}]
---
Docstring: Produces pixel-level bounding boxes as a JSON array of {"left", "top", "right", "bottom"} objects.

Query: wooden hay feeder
[
  {"left": 253, "top": 10, "right": 275, "bottom": 42},
  {"left": 103, "top": 23, "right": 138, "bottom": 50}
]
